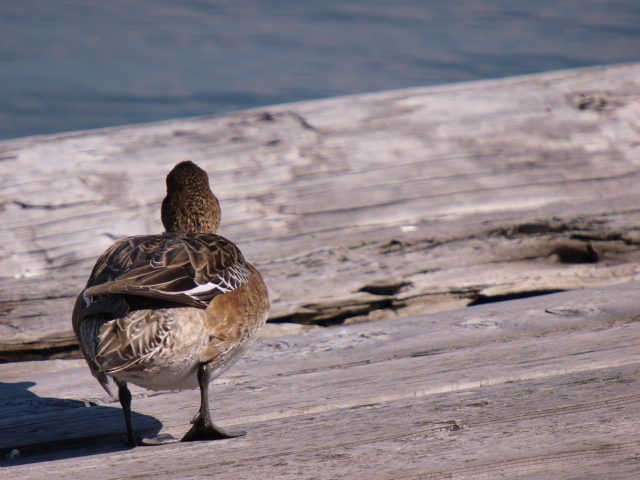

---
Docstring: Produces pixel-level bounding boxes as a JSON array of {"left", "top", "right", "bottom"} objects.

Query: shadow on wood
[{"left": 0, "top": 380, "right": 162, "bottom": 465}]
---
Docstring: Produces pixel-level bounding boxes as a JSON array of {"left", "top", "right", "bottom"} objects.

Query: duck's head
[{"left": 161, "top": 161, "right": 221, "bottom": 234}]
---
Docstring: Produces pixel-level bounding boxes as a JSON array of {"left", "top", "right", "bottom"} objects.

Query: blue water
[{"left": 1, "top": 0, "right": 639, "bottom": 140}]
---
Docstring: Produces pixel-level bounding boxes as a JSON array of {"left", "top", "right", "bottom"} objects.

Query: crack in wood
[
  {"left": 12, "top": 200, "right": 96, "bottom": 210},
  {"left": 468, "top": 289, "right": 566, "bottom": 306}
]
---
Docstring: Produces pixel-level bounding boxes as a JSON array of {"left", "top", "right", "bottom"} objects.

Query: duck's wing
[{"left": 81, "top": 232, "right": 250, "bottom": 317}]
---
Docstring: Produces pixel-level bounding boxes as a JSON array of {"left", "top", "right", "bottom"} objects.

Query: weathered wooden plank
[
  {"left": 5, "top": 313, "right": 639, "bottom": 449},
  {"left": 2, "top": 63, "right": 640, "bottom": 356},
  {"left": 5, "top": 370, "right": 640, "bottom": 480},
  {"left": 2, "top": 284, "right": 640, "bottom": 478},
  {"left": 3, "top": 280, "right": 638, "bottom": 399}
]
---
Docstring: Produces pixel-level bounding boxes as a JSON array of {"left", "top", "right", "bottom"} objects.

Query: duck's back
[{"left": 72, "top": 232, "right": 269, "bottom": 393}]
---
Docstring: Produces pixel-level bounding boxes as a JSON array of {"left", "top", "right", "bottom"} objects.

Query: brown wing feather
[
  {"left": 95, "top": 308, "right": 178, "bottom": 375},
  {"left": 72, "top": 294, "right": 112, "bottom": 393},
  {"left": 75, "top": 232, "right": 265, "bottom": 391},
  {"left": 81, "top": 232, "right": 250, "bottom": 316}
]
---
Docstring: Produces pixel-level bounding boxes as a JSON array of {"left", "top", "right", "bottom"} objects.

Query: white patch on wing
[
  {"left": 184, "top": 279, "right": 233, "bottom": 295},
  {"left": 228, "top": 263, "right": 251, "bottom": 283}
]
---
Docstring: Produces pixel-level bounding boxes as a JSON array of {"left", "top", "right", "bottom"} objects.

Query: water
[{"left": 1, "top": 0, "right": 639, "bottom": 140}]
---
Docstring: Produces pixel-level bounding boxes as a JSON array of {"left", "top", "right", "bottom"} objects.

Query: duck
[{"left": 72, "top": 160, "right": 270, "bottom": 446}]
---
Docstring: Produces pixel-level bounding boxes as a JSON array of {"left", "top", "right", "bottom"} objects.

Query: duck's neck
[{"left": 161, "top": 189, "right": 221, "bottom": 234}]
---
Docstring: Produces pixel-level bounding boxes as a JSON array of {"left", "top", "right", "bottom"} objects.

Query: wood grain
[
  {"left": 2, "top": 63, "right": 640, "bottom": 357},
  {"left": 2, "top": 283, "right": 640, "bottom": 479}
]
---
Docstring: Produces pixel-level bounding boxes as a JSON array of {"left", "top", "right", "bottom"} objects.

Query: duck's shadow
[{"left": 0, "top": 380, "right": 163, "bottom": 465}]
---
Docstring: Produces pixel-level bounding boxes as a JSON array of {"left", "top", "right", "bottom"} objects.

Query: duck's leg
[
  {"left": 116, "top": 379, "right": 178, "bottom": 446},
  {"left": 116, "top": 379, "right": 141, "bottom": 447},
  {"left": 181, "top": 363, "right": 246, "bottom": 442}
]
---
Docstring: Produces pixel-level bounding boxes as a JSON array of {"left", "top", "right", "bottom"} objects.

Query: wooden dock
[
  {"left": 3, "top": 284, "right": 640, "bottom": 478},
  {"left": 2, "top": 63, "right": 640, "bottom": 478}
]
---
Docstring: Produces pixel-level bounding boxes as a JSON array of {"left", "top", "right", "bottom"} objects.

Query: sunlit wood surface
[
  {"left": 1, "top": 63, "right": 640, "bottom": 478},
  {"left": 2, "top": 283, "right": 640, "bottom": 478}
]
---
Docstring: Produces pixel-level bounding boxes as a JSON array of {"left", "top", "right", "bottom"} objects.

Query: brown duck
[{"left": 72, "top": 161, "right": 270, "bottom": 446}]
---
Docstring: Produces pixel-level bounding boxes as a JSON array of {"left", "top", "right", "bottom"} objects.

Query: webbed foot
[
  {"left": 181, "top": 413, "right": 245, "bottom": 442},
  {"left": 180, "top": 363, "right": 247, "bottom": 442}
]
